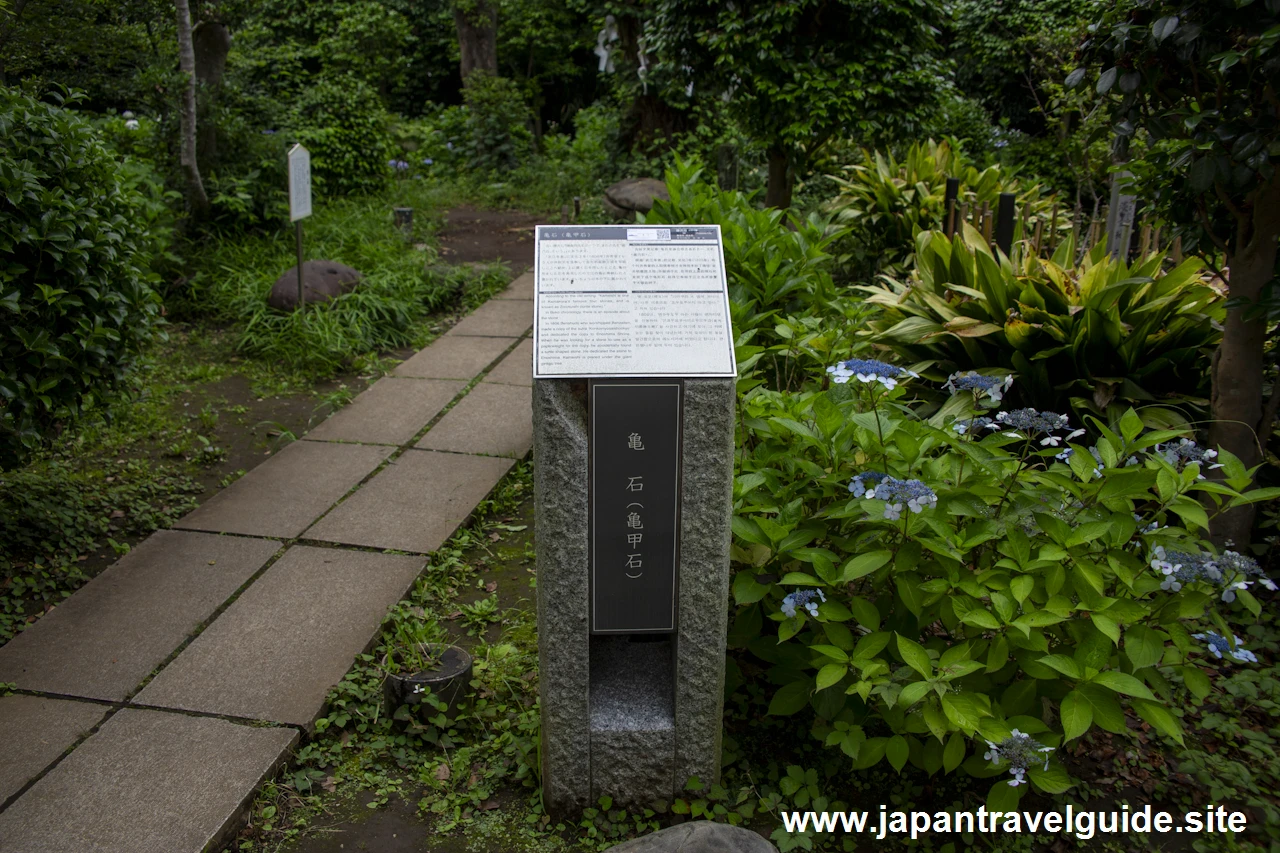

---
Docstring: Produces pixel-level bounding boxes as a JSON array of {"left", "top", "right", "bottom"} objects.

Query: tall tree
[
  {"left": 647, "top": 0, "right": 947, "bottom": 207},
  {"left": 454, "top": 0, "right": 498, "bottom": 81},
  {"left": 1077, "top": 0, "right": 1280, "bottom": 544},
  {"left": 175, "top": 0, "right": 209, "bottom": 219}
]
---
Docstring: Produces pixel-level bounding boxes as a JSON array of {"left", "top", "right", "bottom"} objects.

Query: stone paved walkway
[{"left": 0, "top": 272, "right": 536, "bottom": 853}]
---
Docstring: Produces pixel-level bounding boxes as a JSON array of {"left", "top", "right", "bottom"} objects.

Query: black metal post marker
[{"left": 995, "top": 192, "right": 1017, "bottom": 257}]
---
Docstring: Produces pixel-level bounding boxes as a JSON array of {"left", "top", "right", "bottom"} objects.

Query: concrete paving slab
[
  {"left": 416, "top": 383, "right": 533, "bottom": 458},
  {"left": 493, "top": 272, "right": 534, "bottom": 300},
  {"left": 447, "top": 299, "right": 533, "bottom": 337},
  {"left": 0, "top": 531, "right": 279, "bottom": 702},
  {"left": 0, "top": 696, "right": 107, "bottom": 804},
  {"left": 0, "top": 708, "right": 295, "bottom": 853},
  {"left": 174, "top": 440, "right": 392, "bottom": 538},
  {"left": 304, "top": 450, "right": 513, "bottom": 553},
  {"left": 134, "top": 547, "right": 424, "bottom": 726},
  {"left": 304, "top": 377, "right": 465, "bottom": 446},
  {"left": 393, "top": 334, "right": 515, "bottom": 380},
  {"left": 482, "top": 338, "right": 533, "bottom": 387}
]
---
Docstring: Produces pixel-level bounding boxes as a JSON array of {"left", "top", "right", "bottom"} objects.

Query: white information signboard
[
  {"left": 533, "top": 224, "right": 736, "bottom": 378},
  {"left": 287, "top": 144, "right": 312, "bottom": 222}
]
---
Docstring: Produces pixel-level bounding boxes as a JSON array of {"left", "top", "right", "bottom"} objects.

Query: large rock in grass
[
  {"left": 267, "top": 260, "right": 363, "bottom": 311},
  {"left": 604, "top": 823, "right": 778, "bottom": 853},
  {"left": 603, "top": 177, "right": 670, "bottom": 221}
]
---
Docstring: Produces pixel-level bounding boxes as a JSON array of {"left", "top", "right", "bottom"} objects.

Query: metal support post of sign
[
  {"left": 287, "top": 143, "right": 313, "bottom": 314},
  {"left": 295, "top": 219, "right": 305, "bottom": 316}
]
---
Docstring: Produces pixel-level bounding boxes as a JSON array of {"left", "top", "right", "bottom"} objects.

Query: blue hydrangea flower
[
  {"left": 848, "top": 471, "right": 890, "bottom": 499},
  {"left": 781, "top": 588, "right": 826, "bottom": 618},
  {"left": 944, "top": 371, "right": 1014, "bottom": 404},
  {"left": 993, "top": 409, "right": 1084, "bottom": 446},
  {"left": 954, "top": 416, "right": 996, "bottom": 435},
  {"left": 1155, "top": 439, "right": 1222, "bottom": 478},
  {"left": 1194, "top": 632, "right": 1258, "bottom": 663},
  {"left": 826, "top": 358, "right": 918, "bottom": 390},
  {"left": 1148, "top": 546, "right": 1275, "bottom": 597},
  {"left": 984, "top": 730, "right": 1053, "bottom": 787},
  {"left": 870, "top": 477, "right": 937, "bottom": 519},
  {"left": 389, "top": 159, "right": 410, "bottom": 171},
  {"left": 422, "top": 158, "right": 434, "bottom": 166}
]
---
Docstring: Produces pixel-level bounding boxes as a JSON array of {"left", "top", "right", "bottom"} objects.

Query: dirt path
[{"left": 437, "top": 206, "right": 540, "bottom": 269}]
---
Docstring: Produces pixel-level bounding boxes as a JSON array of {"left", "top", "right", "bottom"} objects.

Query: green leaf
[
  {"left": 810, "top": 645, "right": 849, "bottom": 663},
  {"left": 941, "top": 693, "right": 987, "bottom": 733},
  {"left": 898, "top": 680, "right": 932, "bottom": 709},
  {"left": 987, "top": 778, "right": 1022, "bottom": 812},
  {"left": 1152, "top": 15, "right": 1179, "bottom": 41},
  {"left": 1096, "top": 67, "right": 1118, "bottom": 94},
  {"left": 1078, "top": 683, "right": 1127, "bottom": 733},
  {"left": 943, "top": 733, "right": 965, "bottom": 772},
  {"left": 1091, "top": 671, "right": 1156, "bottom": 700},
  {"left": 896, "top": 634, "right": 933, "bottom": 678},
  {"left": 1181, "top": 665, "right": 1212, "bottom": 700},
  {"left": 767, "top": 681, "right": 811, "bottom": 716},
  {"left": 815, "top": 663, "right": 848, "bottom": 691},
  {"left": 838, "top": 550, "right": 891, "bottom": 582},
  {"left": 1038, "top": 654, "right": 1082, "bottom": 679},
  {"left": 848, "top": 597, "right": 880, "bottom": 631},
  {"left": 732, "top": 571, "right": 769, "bottom": 605},
  {"left": 886, "top": 735, "right": 909, "bottom": 772},
  {"left": 1028, "top": 763, "right": 1073, "bottom": 794},
  {"left": 1132, "top": 699, "right": 1185, "bottom": 746},
  {"left": 1168, "top": 497, "right": 1209, "bottom": 531},
  {"left": 1123, "top": 625, "right": 1164, "bottom": 671},
  {"left": 1059, "top": 691, "right": 1092, "bottom": 741}
]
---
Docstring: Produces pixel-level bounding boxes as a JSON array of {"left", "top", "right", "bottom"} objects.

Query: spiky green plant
[
  {"left": 824, "top": 139, "right": 1056, "bottom": 278},
  {"left": 859, "top": 225, "right": 1223, "bottom": 427}
]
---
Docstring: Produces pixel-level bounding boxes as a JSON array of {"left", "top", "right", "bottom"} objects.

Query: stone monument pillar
[{"left": 530, "top": 224, "right": 736, "bottom": 815}]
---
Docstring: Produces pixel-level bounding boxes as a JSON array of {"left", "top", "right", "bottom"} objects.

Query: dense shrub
[
  {"left": 459, "top": 71, "right": 533, "bottom": 174},
  {"left": 0, "top": 89, "right": 168, "bottom": 469},
  {"left": 732, "top": 359, "right": 1273, "bottom": 806},
  {"left": 860, "top": 228, "right": 1223, "bottom": 427},
  {"left": 824, "top": 139, "right": 1054, "bottom": 278},
  {"left": 643, "top": 160, "right": 868, "bottom": 389},
  {"left": 293, "top": 75, "right": 393, "bottom": 197}
]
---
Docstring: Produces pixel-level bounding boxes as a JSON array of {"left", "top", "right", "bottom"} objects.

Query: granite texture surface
[
  {"left": 603, "top": 822, "right": 778, "bottom": 853},
  {"left": 533, "top": 379, "right": 592, "bottom": 815},
  {"left": 673, "top": 379, "right": 735, "bottom": 791},
  {"left": 535, "top": 378, "right": 734, "bottom": 814}
]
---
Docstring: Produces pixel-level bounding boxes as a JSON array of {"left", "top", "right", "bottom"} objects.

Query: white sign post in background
[
  {"left": 532, "top": 224, "right": 736, "bottom": 379},
  {"left": 287, "top": 144, "right": 312, "bottom": 312}
]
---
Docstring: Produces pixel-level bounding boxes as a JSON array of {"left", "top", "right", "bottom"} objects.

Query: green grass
[{"left": 182, "top": 183, "right": 509, "bottom": 376}]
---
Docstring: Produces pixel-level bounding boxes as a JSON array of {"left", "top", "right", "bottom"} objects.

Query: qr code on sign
[{"left": 656, "top": 229, "right": 671, "bottom": 240}]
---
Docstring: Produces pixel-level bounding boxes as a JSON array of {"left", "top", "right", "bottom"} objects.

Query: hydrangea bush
[{"left": 730, "top": 360, "right": 1275, "bottom": 807}]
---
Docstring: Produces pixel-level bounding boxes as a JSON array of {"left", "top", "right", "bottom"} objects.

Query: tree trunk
[
  {"left": 454, "top": 0, "right": 497, "bottom": 81},
  {"left": 765, "top": 146, "right": 792, "bottom": 209},
  {"left": 1208, "top": 173, "right": 1280, "bottom": 546},
  {"left": 175, "top": 0, "right": 209, "bottom": 220},
  {"left": 193, "top": 20, "right": 231, "bottom": 170}
]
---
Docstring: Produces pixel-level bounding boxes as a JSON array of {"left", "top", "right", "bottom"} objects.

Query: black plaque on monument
[{"left": 589, "top": 380, "right": 682, "bottom": 633}]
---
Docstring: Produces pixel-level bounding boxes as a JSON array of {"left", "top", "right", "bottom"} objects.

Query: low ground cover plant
[{"left": 730, "top": 354, "right": 1275, "bottom": 811}]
